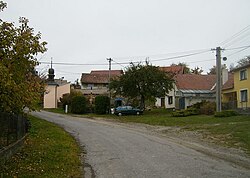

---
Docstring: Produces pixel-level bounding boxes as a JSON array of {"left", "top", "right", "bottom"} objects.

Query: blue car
[{"left": 114, "top": 106, "right": 143, "bottom": 116}]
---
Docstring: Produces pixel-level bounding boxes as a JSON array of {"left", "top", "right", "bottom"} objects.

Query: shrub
[
  {"left": 214, "top": 110, "right": 239, "bottom": 117},
  {"left": 95, "top": 95, "right": 110, "bottom": 114},
  {"left": 172, "top": 110, "right": 191, "bottom": 117},
  {"left": 200, "top": 101, "right": 216, "bottom": 115},
  {"left": 71, "top": 96, "right": 87, "bottom": 114},
  {"left": 60, "top": 91, "right": 82, "bottom": 110}
]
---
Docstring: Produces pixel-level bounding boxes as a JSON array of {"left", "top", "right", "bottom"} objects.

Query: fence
[
  {"left": 222, "top": 100, "right": 250, "bottom": 113},
  {"left": 0, "top": 112, "right": 28, "bottom": 150}
]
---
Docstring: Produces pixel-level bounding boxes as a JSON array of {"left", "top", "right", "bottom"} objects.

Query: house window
[
  {"left": 240, "top": 90, "right": 248, "bottom": 102},
  {"left": 240, "top": 69, "right": 247, "bottom": 80},
  {"left": 168, "top": 96, "right": 173, "bottom": 105},
  {"left": 87, "top": 84, "right": 94, "bottom": 89}
]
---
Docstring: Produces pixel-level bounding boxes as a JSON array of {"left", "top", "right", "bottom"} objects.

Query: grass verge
[{"left": 0, "top": 115, "right": 82, "bottom": 177}]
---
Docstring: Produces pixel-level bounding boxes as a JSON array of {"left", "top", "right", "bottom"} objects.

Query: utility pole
[
  {"left": 213, "top": 47, "right": 222, "bottom": 112},
  {"left": 107, "top": 58, "right": 112, "bottom": 114}
]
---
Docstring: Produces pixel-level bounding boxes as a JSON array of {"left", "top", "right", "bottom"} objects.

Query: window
[
  {"left": 168, "top": 96, "right": 173, "bottom": 105},
  {"left": 240, "top": 90, "right": 248, "bottom": 102},
  {"left": 240, "top": 69, "right": 247, "bottom": 80}
]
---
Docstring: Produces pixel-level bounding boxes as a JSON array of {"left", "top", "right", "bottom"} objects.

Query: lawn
[{"left": 0, "top": 115, "right": 82, "bottom": 177}]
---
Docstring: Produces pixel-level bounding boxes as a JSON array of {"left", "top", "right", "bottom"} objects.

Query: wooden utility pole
[
  {"left": 214, "top": 47, "right": 222, "bottom": 112},
  {"left": 107, "top": 58, "right": 112, "bottom": 114}
]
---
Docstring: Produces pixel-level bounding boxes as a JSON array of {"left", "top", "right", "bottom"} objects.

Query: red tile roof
[
  {"left": 81, "top": 70, "right": 123, "bottom": 84},
  {"left": 175, "top": 74, "right": 216, "bottom": 90},
  {"left": 159, "top": 66, "right": 184, "bottom": 74},
  {"left": 222, "top": 73, "right": 234, "bottom": 90},
  {"left": 90, "top": 70, "right": 123, "bottom": 75}
]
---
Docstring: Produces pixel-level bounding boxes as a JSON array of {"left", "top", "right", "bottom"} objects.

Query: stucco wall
[
  {"left": 234, "top": 67, "right": 250, "bottom": 108},
  {"left": 44, "top": 85, "right": 57, "bottom": 108},
  {"left": 57, "top": 83, "right": 70, "bottom": 100}
]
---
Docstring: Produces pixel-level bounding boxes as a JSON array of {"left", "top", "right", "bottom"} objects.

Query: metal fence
[{"left": 0, "top": 113, "right": 28, "bottom": 149}]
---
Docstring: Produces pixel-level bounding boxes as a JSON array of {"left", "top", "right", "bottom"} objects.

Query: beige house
[
  {"left": 79, "top": 70, "right": 123, "bottom": 96},
  {"left": 43, "top": 66, "right": 70, "bottom": 109}
]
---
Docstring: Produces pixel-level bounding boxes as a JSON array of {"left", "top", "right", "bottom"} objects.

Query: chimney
[{"left": 222, "top": 68, "right": 228, "bottom": 85}]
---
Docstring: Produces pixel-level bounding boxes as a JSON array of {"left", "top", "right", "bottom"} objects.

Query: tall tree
[
  {"left": 236, "top": 56, "right": 250, "bottom": 67},
  {"left": 110, "top": 62, "right": 174, "bottom": 109},
  {"left": 191, "top": 66, "right": 203, "bottom": 74},
  {"left": 0, "top": 1, "right": 47, "bottom": 113},
  {"left": 171, "top": 62, "right": 191, "bottom": 74},
  {"left": 207, "top": 64, "right": 227, "bottom": 75}
]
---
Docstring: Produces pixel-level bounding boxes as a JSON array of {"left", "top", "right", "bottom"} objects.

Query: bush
[
  {"left": 95, "top": 95, "right": 110, "bottom": 114},
  {"left": 172, "top": 110, "right": 191, "bottom": 117},
  {"left": 214, "top": 110, "right": 239, "bottom": 117},
  {"left": 71, "top": 96, "right": 87, "bottom": 114},
  {"left": 200, "top": 101, "right": 216, "bottom": 115},
  {"left": 60, "top": 91, "right": 82, "bottom": 110}
]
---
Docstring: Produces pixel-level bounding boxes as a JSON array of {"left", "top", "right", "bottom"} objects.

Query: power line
[
  {"left": 220, "top": 24, "right": 250, "bottom": 47},
  {"left": 39, "top": 45, "right": 250, "bottom": 69},
  {"left": 224, "top": 32, "right": 250, "bottom": 48},
  {"left": 149, "top": 50, "right": 210, "bottom": 63},
  {"left": 226, "top": 45, "right": 250, "bottom": 57},
  {"left": 225, "top": 45, "right": 250, "bottom": 51}
]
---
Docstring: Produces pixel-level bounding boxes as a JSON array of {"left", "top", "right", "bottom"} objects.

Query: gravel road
[{"left": 32, "top": 111, "right": 250, "bottom": 178}]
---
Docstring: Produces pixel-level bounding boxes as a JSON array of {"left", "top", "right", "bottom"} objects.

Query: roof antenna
[{"left": 51, "top": 57, "right": 53, "bottom": 68}]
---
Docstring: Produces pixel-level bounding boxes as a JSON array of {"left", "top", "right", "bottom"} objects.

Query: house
[
  {"left": 222, "top": 63, "right": 250, "bottom": 110},
  {"left": 174, "top": 74, "right": 216, "bottom": 109},
  {"left": 79, "top": 70, "right": 123, "bottom": 96},
  {"left": 43, "top": 65, "right": 70, "bottom": 108},
  {"left": 156, "top": 65, "right": 217, "bottom": 109}
]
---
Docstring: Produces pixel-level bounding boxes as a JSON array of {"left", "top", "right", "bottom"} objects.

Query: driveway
[{"left": 32, "top": 111, "right": 250, "bottom": 178}]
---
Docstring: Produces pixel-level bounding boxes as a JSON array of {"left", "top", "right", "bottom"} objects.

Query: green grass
[
  {"left": 0, "top": 115, "right": 82, "bottom": 177},
  {"left": 43, "top": 108, "right": 66, "bottom": 114}
]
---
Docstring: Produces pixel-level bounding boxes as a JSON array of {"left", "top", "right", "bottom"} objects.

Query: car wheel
[
  {"left": 118, "top": 113, "right": 122, "bottom": 116},
  {"left": 136, "top": 111, "right": 140, "bottom": 115}
]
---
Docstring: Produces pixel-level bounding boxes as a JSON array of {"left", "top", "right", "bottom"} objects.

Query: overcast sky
[{"left": 2, "top": 0, "right": 250, "bottom": 82}]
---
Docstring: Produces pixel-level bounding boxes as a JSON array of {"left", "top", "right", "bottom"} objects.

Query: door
[{"left": 179, "top": 97, "right": 185, "bottom": 110}]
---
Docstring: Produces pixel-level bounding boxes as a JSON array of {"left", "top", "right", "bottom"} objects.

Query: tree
[
  {"left": 110, "top": 62, "right": 174, "bottom": 109},
  {"left": 191, "top": 66, "right": 203, "bottom": 75},
  {"left": 207, "top": 64, "right": 227, "bottom": 75},
  {"left": 0, "top": 1, "right": 47, "bottom": 113},
  {"left": 71, "top": 96, "right": 87, "bottom": 114},
  {"left": 95, "top": 95, "right": 109, "bottom": 114},
  {"left": 236, "top": 56, "right": 250, "bottom": 67},
  {"left": 171, "top": 62, "right": 191, "bottom": 74}
]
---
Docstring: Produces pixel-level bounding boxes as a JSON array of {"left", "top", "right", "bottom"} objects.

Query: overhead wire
[
  {"left": 220, "top": 24, "right": 250, "bottom": 47},
  {"left": 226, "top": 45, "right": 250, "bottom": 57}
]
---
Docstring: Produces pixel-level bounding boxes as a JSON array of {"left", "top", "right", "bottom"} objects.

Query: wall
[
  {"left": 57, "top": 83, "right": 70, "bottom": 101},
  {"left": 233, "top": 67, "right": 250, "bottom": 108},
  {"left": 155, "top": 86, "right": 176, "bottom": 109},
  {"left": 44, "top": 85, "right": 57, "bottom": 108}
]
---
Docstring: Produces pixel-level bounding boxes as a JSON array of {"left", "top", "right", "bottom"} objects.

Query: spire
[{"left": 48, "top": 58, "right": 55, "bottom": 81}]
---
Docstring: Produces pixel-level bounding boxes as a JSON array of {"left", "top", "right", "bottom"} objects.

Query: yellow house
[{"left": 222, "top": 63, "right": 250, "bottom": 109}]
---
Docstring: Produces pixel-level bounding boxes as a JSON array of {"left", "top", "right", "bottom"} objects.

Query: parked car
[{"left": 114, "top": 106, "right": 143, "bottom": 116}]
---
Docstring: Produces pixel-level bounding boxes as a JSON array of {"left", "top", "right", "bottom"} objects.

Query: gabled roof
[
  {"left": 175, "top": 74, "right": 216, "bottom": 90},
  {"left": 90, "top": 70, "right": 123, "bottom": 75},
  {"left": 159, "top": 66, "right": 184, "bottom": 74},
  {"left": 222, "top": 73, "right": 234, "bottom": 90},
  {"left": 81, "top": 70, "right": 123, "bottom": 84}
]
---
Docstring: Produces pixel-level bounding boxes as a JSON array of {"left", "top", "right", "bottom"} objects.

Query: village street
[{"left": 32, "top": 111, "right": 250, "bottom": 178}]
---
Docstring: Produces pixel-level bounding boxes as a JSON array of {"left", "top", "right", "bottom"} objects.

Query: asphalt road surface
[{"left": 32, "top": 111, "right": 250, "bottom": 178}]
